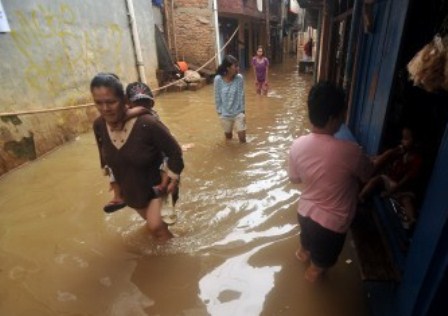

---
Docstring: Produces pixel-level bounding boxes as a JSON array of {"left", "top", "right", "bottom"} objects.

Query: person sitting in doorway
[{"left": 358, "top": 126, "right": 423, "bottom": 227}]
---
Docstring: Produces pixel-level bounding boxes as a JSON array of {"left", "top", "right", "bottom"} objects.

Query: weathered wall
[
  {"left": 0, "top": 0, "right": 159, "bottom": 177},
  {"left": 0, "top": 108, "right": 98, "bottom": 176},
  {"left": 164, "top": 0, "right": 216, "bottom": 70}
]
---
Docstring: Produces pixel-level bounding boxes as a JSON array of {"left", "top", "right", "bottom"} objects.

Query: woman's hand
[{"left": 166, "top": 178, "right": 179, "bottom": 194}]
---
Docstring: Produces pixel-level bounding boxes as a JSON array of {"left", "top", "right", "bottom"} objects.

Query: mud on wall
[
  {"left": 0, "top": 107, "right": 98, "bottom": 177},
  {"left": 0, "top": 0, "right": 159, "bottom": 177}
]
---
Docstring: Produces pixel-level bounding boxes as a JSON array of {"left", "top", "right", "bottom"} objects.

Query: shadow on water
[{"left": 0, "top": 58, "right": 368, "bottom": 315}]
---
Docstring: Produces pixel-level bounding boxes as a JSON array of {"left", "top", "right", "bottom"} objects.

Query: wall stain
[
  {"left": 10, "top": 4, "right": 124, "bottom": 93},
  {"left": 1, "top": 115, "right": 22, "bottom": 125},
  {"left": 4, "top": 133, "right": 37, "bottom": 160}
]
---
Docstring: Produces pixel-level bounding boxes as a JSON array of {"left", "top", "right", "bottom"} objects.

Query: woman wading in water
[{"left": 91, "top": 73, "right": 184, "bottom": 243}]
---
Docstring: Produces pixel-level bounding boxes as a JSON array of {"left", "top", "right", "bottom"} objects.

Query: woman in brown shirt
[{"left": 91, "top": 73, "right": 184, "bottom": 243}]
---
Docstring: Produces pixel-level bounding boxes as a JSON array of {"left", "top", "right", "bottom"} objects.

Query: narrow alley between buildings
[{"left": 0, "top": 59, "right": 368, "bottom": 316}]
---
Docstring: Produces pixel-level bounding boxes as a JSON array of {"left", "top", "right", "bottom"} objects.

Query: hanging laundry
[
  {"left": 257, "top": 0, "right": 263, "bottom": 12},
  {"left": 152, "top": 0, "right": 163, "bottom": 8},
  {"left": 290, "top": 0, "right": 300, "bottom": 14}
]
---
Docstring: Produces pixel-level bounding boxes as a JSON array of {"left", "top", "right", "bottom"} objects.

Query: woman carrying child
[
  {"left": 92, "top": 73, "right": 184, "bottom": 243},
  {"left": 102, "top": 81, "right": 174, "bottom": 213}
]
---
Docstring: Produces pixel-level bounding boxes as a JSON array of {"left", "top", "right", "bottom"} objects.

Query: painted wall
[{"left": 0, "top": 0, "right": 159, "bottom": 177}]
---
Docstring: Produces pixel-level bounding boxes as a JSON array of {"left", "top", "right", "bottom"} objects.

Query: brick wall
[{"left": 165, "top": 0, "right": 216, "bottom": 71}]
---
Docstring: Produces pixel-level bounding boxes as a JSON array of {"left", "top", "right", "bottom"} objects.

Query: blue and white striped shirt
[{"left": 214, "top": 74, "right": 245, "bottom": 118}]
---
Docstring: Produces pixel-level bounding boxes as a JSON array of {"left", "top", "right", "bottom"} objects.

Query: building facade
[{"left": 304, "top": 1, "right": 448, "bottom": 315}]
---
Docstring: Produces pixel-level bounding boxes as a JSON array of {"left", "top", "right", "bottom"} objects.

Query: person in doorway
[
  {"left": 103, "top": 81, "right": 172, "bottom": 213},
  {"left": 304, "top": 37, "right": 313, "bottom": 61},
  {"left": 92, "top": 73, "right": 184, "bottom": 243},
  {"left": 358, "top": 126, "right": 423, "bottom": 226},
  {"left": 252, "top": 46, "right": 270, "bottom": 95},
  {"left": 214, "top": 54, "right": 246, "bottom": 143},
  {"left": 288, "top": 81, "right": 376, "bottom": 283}
]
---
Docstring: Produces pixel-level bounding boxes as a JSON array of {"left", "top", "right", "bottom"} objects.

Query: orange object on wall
[{"left": 176, "top": 61, "right": 188, "bottom": 73}]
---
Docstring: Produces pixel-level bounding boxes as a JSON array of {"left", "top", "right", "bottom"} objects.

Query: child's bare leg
[
  {"left": 110, "top": 181, "right": 124, "bottom": 202},
  {"left": 262, "top": 83, "right": 268, "bottom": 95},
  {"left": 359, "top": 175, "right": 383, "bottom": 202},
  {"left": 400, "top": 195, "right": 417, "bottom": 223}
]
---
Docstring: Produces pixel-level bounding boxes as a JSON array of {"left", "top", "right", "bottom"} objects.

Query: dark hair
[
  {"left": 216, "top": 55, "right": 239, "bottom": 76},
  {"left": 125, "top": 81, "right": 155, "bottom": 109},
  {"left": 307, "top": 81, "right": 346, "bottom": 128},
  {"left": 90, "top": 72, "right": 125, "bottom": 100}
]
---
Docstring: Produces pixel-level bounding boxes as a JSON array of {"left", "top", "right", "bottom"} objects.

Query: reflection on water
[
  {"left": 0, "top": 59, "right": 367, "bottom": 315},
  {"left": 199, "top": 243, "right": 281, "bottom": 316}
]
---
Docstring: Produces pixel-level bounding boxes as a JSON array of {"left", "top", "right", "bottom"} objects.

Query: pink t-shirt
[{"left": 288, "top": 133, "right": 373, "bottom": 233}]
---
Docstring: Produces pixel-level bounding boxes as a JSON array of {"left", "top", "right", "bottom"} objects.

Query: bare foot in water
[
  {"left": 152, "top": 227, "right": 174, "bottom": 244},
  {"left": 304, "top": 263, "right": 326, "bottom": 283}
]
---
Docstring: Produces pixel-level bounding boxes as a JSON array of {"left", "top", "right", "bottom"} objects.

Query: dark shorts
[{"left": 298, "top": 214, "right": 346, "bottom": 268}]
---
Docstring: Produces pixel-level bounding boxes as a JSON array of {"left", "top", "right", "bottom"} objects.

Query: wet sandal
[
  {"left": 103, "top": 201, "right": 127, "bottom": 213},
  {"left": 161, "top": 207, "right": 177, "bottom": 225}
]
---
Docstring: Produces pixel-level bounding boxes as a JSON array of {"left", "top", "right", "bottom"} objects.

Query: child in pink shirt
[{"left": 288, "top": 82, "right": 374, "bottom": 283}]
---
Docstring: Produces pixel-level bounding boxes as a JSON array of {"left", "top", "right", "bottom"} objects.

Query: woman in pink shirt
[{"left": 288, "top": 82, "right": 374, "bottom": 283}]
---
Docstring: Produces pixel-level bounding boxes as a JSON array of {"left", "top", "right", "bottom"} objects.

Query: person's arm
[
  {"left": 125, "top": 106, "right": 151, "bottom": 121},
  {"left": 237, "top": 75, "right": 245, "bottom": 113},
  {"left": 389, "top": 153, "right": 423, "bottom": 194},
  {"left": 372, "top": 146, "right": 402, "bottom": 173},
  {"left": 252, "top": 57, "right": 257, "bottom": 80},
  {"left": 214, "top": 76, "right": 222, "bottom": 115},
  {"left": 264, "top": 58, "right": 269, "bottom": 83},
  {"left": 288, "top": 144, "right": 302, "bottom": 184},
  {"left": 93, "top": 118, "right": 106, "bottom": 169}
]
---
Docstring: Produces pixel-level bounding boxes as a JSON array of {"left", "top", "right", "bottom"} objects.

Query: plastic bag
[{"left": 407, "top": 35, "right": 448, "bottom": 92}]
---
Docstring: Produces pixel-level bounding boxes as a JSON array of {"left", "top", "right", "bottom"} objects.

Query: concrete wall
[
  {"left": 0, "top": 0, "right": 159, "bottom": 177},
  {"left": 164, "top": 0, "right": 216, "bottom": 70}
]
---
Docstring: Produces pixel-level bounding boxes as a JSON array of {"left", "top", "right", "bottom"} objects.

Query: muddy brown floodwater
[{"left": 0, "top": 58, "right": 368, "bottom": 316}]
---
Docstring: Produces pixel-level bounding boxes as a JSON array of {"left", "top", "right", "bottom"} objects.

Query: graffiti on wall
[{"left": 10, "top": 3, "right": 125, "bottom": 94}]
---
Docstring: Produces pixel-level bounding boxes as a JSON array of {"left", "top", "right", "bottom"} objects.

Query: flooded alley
[{"left": 0, "top": 59, "right": 368, "bottom": 316}]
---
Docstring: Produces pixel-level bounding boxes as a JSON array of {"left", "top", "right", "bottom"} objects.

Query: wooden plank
[{"left": 351, "top": 206, "right": 400, "bottom": 281}]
